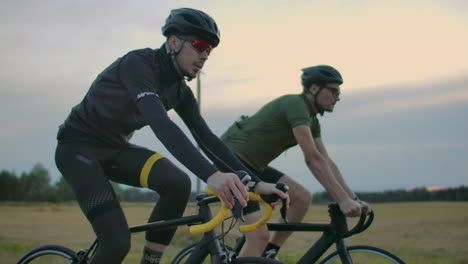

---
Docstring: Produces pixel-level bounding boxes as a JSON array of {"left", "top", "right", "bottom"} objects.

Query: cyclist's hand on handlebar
[
  {"left": 359, "top": 200, "right": 372, "bottom": 215},
  {"left": 338, "top": 198, "right": 361, "bottom": 217},
  {"left": 207, "top": 171, "right": 249, "bottom": 209},
  {"left": 254, "top": 182, "right": 290, "bottom": 209}
]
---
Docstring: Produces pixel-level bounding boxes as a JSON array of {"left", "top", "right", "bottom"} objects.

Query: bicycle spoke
[
  {"left": 17, "top": 245, "right": 77, "bottom": 264},
  {"left": 321, "top": 246, "right": 405, "bottom": 264}
]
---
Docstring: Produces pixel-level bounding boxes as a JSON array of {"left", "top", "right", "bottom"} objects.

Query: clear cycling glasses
[{"left": 321, "top": 85, "right": 341, "bottom": 97}]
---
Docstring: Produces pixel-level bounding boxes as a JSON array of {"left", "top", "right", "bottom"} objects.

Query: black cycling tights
[{"left": 55, "top": 142, "right": 191, "bottom": 264}]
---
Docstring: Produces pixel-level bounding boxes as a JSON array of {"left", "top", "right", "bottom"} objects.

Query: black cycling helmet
[
  {"left": 301, "top": 65, "right": 343, "bottom": 116},
  {"left": 162, "top": 8, "right": 220, "bottom": 47},
  {"left": 301, "top": 65, "right": 343, "bottom": 90}
]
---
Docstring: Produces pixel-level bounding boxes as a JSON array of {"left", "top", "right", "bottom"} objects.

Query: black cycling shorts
[
  {"left": 55, "top": 125, "right": 192, "bottom": 246},
  {"left": 241, "top": 160, "right": 285, "bottom": 215}
]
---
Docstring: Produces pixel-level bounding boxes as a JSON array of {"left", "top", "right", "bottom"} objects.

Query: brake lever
[
  {"left": 276, "top": 183, "right": 289, "bottom": 223},
  {"left": 237, "top": 171, "right": 290, "bottom": 223},
  {"left": 232, "top": 200, "right": 246, "bottom": 222},
  {"left": 260, "top": 182, "right": 289, "bottom": 223},
  {"left": 280, "top": 199, "right": 288, "bottom": 223},
  {"left": 232, "top": 170, "right": 250, "bottom": 222}
]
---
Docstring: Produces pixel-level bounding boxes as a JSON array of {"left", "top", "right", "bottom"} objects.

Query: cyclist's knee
[
  {"left": 291, "top": 185, "right": 312, "bottom": 208},
  {"left": 174, "top": 170, "right": 191, "bottom": 194},
  {"left": 147, "top": 162, "right": 191, "bottom": 196},
  {"left": 244, "top": 213, "right": 270, "bottom": 244},
  {"left": 164, "top": 169, "right": 191, "bottom": 197}
]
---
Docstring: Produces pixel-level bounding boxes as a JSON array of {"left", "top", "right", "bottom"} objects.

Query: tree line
[
  {"left": 313, "top": 187, "right": 468, "bottom": 203},
  {"left": 2, "top": 164, "right": 198, "bottom": 203},
  {"left": 1, "top": 164, "right": 467, "bottom": 203}
]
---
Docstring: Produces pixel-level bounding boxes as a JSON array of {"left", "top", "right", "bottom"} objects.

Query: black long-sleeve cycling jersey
[{"left": 60, "top": 46, "right": 258, "bottom": 182}]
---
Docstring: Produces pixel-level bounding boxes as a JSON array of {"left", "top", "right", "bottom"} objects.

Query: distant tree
[
  {"left": 123, "top": 187, "right": 159, "bottom": 202},
  {"left": 54, "top": 177, "right": 76, "bottom": 201},
  {"left": 0, "top": 170, "right": 20, "bottom": 201},
  {"left": 3, "top": 163, "right": 468, "bottom": 203},
  {"left": 19, "top": 163, "right": 53, "bottom": 201},
  {"left": 311, "top": 191, "right": 332, "bottom": 204}
]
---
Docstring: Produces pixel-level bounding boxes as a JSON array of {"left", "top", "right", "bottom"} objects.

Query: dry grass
[
  {"left": 1, "top": 201, "right": 467, "bottom": 263},
  {"left": 279, "top": 202, "right": 468, "bottom": 264}
]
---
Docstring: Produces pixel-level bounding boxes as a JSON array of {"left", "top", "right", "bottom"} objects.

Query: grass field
[{"left": 1, "top": 201, "right": 467, "bottom": 263}]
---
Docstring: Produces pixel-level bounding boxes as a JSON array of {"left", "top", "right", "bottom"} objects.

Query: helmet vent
[
  {"left": 162, "top": 8, "right": 221, "bottom": 47},
  {"left": 301, "top": 65, "right": 343, "bottom": 87},
  {"left": 181, "top": 14, "right": 201, "bottom": 27},
  {"left": 319, "top": 69, "right": 334, "bottom": 77}
]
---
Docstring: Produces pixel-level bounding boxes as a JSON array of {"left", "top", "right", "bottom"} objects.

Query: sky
[{"left": 1, "top": 0, "right": 467, "bottom": 192}]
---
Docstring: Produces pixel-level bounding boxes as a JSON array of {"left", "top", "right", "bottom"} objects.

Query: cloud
[
  {"left": 335, "top": 75, "right": 468, "bottom": 119},
  {"left": 193, "top": 76, "right": 468, "bottom": 191},
  {"left": 2, "top": 73, "right": 467, "bottom": 192},
  {"left": 1, "top": 0, "right": 468, "bottom": 192}
]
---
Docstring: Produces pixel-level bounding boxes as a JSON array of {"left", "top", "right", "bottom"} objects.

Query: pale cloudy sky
[{"left": 1, "top": 0, "right": 467, "bottom": 192}]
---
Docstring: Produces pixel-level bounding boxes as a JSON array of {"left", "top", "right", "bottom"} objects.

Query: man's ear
[
  {"left": 167, "top": 35, "right": 180, "bottom": 51},
  {"left": 309, "top": 84, "right": 319, "bottom": 94}
]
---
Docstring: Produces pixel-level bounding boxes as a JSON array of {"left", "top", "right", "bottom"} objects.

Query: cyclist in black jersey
[{"left": 54, "top": 8, "right": 288, "bottom": 264}]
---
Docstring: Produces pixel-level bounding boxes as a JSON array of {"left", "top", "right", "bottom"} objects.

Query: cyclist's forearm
[
  {"left": 328, "top": 160, "right": 356, "bottom": 199},
  {"left": 175, "top": 93, "right": 260, "bottom": 182},
  {"left": 137, "top": 96, "right": 217, "bottom": 181},
  {"left": 305, "top": 155, "right": 351, "bottom": 203},
  {"left": 192, "top": 130, "right": 261, "bottom": 182}
]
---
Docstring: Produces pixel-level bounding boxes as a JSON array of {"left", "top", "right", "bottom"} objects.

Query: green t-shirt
[{"left": 221, "top": 93, "right": 321, "bottom": 173}]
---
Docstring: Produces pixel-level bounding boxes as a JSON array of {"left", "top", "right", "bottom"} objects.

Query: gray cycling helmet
[
  {"left": 301, "top": 65, "right": 343, "bottom": 90},
  {"left": 162, "top": 8, "right": 220, "bottom": 47}
]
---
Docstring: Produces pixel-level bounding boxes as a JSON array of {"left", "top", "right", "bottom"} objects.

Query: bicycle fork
[
  {"left": 297, "top": 231, "right": 354, "bottom": 264},
  {"left": 335, "top": 238, "right": 353, "bottom": 264},
  {"left": 298, "top": 204, "right": 355, "bottom": 264}
]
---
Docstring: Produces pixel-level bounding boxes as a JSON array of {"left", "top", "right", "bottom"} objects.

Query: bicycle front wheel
[
  {"left": 233, "top": 257, "right": 285, "bottom": 264},
  {"left": 320, "top": 245, "right": 405, "bottom": 264},
  {"left": 17, "top": 245, "right": 78, "bottom": 264},
  {"left": 171, "top": 243, "right": 284, "bottom": 264},
  {"left": 171, "top": 242, "right": 234, "bottom": 264}
]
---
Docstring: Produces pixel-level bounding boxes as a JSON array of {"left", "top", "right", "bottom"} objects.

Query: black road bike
[
  {"left": 16, "top": 186, "right": 287, "bottom": 264},
  {"left": 172, "top": 204, "right": 406, "bottom": 264}
]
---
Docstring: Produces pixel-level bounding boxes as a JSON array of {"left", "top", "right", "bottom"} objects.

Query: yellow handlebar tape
[
  {"left": 188, "top": 187, "right": 273, "bottom": 235},
  {"left": 239, "top": 192, "right": 273, "bottom": 233},
  {"left": 189, "top": 187, "right": 230, "bottom": 235}
]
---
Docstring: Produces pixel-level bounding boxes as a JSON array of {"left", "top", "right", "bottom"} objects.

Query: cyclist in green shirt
[{"left": 221, "top": 65, "right": 371, "bottom": 258}]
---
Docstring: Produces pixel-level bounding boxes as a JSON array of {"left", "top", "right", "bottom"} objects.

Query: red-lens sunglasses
[{"left": 178, "top": 36, "right": 213, "bottom": 55}]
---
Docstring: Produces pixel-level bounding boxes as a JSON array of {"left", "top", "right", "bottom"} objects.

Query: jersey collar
[
  {"left": 301, "top": 93, "right": 317, "bottom": 116},
  {"left": 156, "top": 44, "right": 184, "bottom": 85}
]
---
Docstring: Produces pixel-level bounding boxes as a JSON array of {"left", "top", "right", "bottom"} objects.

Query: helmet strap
[
  {"left": 314, "top": 88, "right": 325, "bottom": 116},
  {"left": 305, "top": 85, "right": 325, "bottom": 116},
  {"left": 165, "top": 40, "right": 193, "bottom": 81}
]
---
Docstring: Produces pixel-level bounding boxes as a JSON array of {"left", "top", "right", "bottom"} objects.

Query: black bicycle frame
[
  {"left": 183, "top": 195, "right": 229, "bottom": 264},
  {"left": 76, "top": 193, "right": 227, "bottom": 264},
  {"left": 234, "top": 204, "right": 367, "bottom": 264}
]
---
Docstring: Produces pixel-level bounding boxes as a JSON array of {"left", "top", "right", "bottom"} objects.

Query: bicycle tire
[
  {"left": 320, "top": 245, "right": 405, "bottom": 264},
  {"left": 171, "top": 243, "right": 284, "bottom": 264},
  {"left": 232, "top": 257, "right": 285, "bottom": 264},
  {"left": 171, "top": 242, "right": 234, "bottom": 264},
  {"left": 16, "top": 244, "right": 78, "bottom": 264}
]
